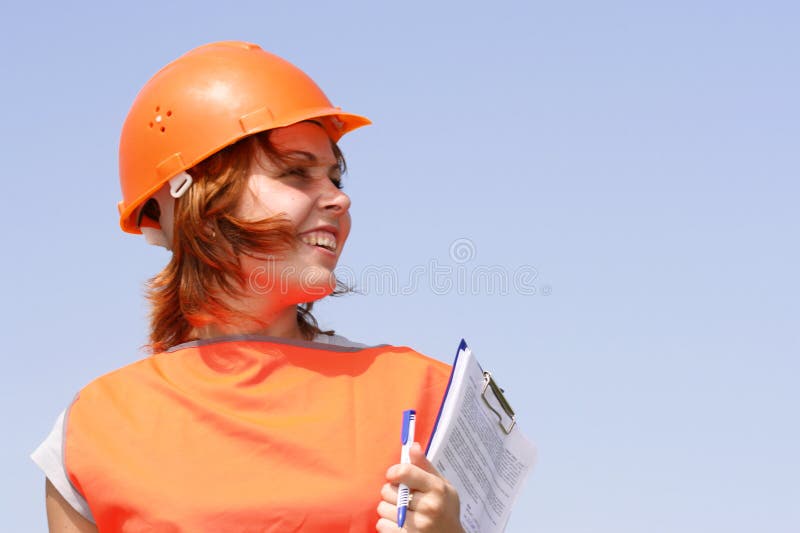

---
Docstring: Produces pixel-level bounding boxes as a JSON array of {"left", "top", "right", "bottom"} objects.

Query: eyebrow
[
  {"left": 286, "top": 150, "right": 317, "bottom": 161},
  {"left": 285, "top": 150, "right": 340, "bottom": 172}
]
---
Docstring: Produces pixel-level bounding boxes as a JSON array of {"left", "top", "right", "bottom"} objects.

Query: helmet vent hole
[{"left": 150, "top": 108, "right": 171, "bottom": 133}]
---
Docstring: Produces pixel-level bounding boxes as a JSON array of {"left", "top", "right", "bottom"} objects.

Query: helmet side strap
[{"left": 142, "top": 172, "right": 194, "bottom": 250}]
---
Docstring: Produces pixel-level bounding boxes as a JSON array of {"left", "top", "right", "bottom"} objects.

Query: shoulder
[
  {"left": 312, "top": 332, "right": 370, "bottom": 349},
  {"left": 314, "top": 334, "right": 449, "bottom": 366}
]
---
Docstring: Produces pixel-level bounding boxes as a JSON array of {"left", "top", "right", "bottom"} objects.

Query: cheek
[
  {"left": 280, "top": 194, "right": 314, "bottom": 225},
  {"left": 252, "top": 186, "right": 312, "bottom": 225},
  {"left": 236, "top": 182, "right": 273, "bottom": 221},
  {"left": 238, "top": 178, "right": 305, "bottom": 222}
]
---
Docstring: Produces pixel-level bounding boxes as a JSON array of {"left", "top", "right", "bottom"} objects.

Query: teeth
[{"left": 300, "top": 231, "right": 337, "bottom": 252}]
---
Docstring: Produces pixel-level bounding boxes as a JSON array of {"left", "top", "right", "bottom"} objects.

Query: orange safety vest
[{"left": 64, "top": 336, "right": 451, "bottom": 532}]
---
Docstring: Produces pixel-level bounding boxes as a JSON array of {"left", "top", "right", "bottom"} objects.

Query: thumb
[{"left": 410, "top": 442, "right": 443, "bottom": 477}]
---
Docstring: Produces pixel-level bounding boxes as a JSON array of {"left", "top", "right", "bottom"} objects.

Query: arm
[
  {"left": 45, "top": 479, "right": 98, "bottom": 533},
  {"left": 376, "top": 442, "right": 466, "bottom": 533}
]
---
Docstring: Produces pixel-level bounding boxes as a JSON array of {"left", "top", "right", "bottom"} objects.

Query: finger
[
  {"left": 375, "top": 517, "right": 403, "bottom": 532},
  {"left": 386, "top": 462, "right": 439, "bottom": 493},
  {"left": 376, "top": 500, "right": 398, "bottom": 522},
  {"left": 385, "top": 442, "right": 445, "bottom": 489},
  {"left": 409, "top": 442, "right": 443, "bottom": 477},
  {"left": 385, "top": 484, "right": 426, "bottom": 514},
  {"left": 381, "top": 482, "right": 399, "bottom": 504}
]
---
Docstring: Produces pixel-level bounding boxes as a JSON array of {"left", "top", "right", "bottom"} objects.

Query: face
[{"left": 235, "top": 121, "right": 352, "bottom": 310}]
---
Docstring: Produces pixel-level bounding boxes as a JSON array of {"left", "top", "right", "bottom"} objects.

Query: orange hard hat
[{"left": 117, "top": 41, "right": 371, "bottom": 234}]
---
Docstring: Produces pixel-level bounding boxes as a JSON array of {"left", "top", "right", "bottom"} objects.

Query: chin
[{"left": 295, "top": 267, "right": 338, "bottom": 302}]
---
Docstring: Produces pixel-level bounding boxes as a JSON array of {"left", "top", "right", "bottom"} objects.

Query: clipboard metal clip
[{"left": 481, "top": 371, "right": 516, "bottom": 435}]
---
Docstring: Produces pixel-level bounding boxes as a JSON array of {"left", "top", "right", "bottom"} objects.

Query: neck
[{"left": 193, "top": 304, "right": 304, "bottom": 341}]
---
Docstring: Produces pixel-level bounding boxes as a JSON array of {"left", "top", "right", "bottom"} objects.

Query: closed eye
[
  {"left": 281, "top": 167, "right": 309, "bottom": 178},
  {"left": 280, "top": 164, "right": 343, "bottom": 189}
]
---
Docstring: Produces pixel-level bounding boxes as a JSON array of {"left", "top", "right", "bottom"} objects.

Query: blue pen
[{"left": 397, "top": 409, "right": 416, "bottom": 528}]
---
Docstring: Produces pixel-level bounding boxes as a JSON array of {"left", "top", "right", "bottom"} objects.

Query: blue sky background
[{"left": 3, "top": 1, "right": 798, "bottom": 531}]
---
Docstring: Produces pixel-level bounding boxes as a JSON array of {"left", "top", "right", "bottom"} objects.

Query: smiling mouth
[{"left": 299, "top": 231, "right": 337, "bottom": 252}]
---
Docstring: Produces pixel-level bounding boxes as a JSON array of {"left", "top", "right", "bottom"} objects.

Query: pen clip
[
  {"left": 481, "top": 371, "right": 516, "bottom": 435},
  {"left": 401, "top": 409, "right": 416, "bottom": 445}
]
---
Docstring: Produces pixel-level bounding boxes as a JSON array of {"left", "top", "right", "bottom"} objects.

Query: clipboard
[{"left": 425, "top": 338, "right": 536, "bottom": 533}]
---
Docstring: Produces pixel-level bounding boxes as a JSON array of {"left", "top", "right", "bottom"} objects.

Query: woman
[{"left": 32, "top": 41, "right": 465, "bottom": 532}]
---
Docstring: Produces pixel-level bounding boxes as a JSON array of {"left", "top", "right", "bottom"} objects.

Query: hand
[{"left": 376, "top": 442, "right": 465, "bottom": 532}]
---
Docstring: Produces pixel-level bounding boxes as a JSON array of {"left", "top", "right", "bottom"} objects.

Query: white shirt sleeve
[{"left": 30, "top": 410, "right": 95, "bottom": 523}]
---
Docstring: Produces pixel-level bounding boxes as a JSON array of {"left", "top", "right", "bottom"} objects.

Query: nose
[{"left": 321, "top": 181, "right": 351, "bottom": 214}]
